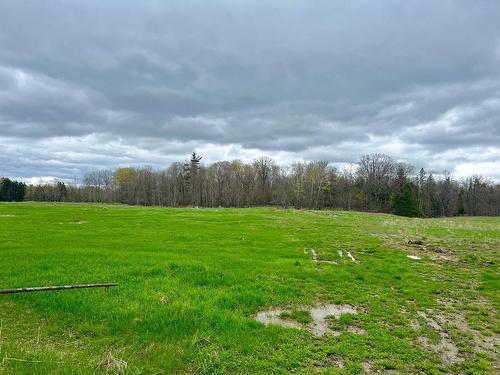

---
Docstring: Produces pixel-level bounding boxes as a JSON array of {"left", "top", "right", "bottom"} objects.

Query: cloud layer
[{"left": 1, "top": 0, "right": 499, "bottom": 181}]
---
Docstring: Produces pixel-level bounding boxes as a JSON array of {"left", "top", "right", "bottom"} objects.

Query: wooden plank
[{"left": 0, "top": 283, "right": 118, "bottom": 295}]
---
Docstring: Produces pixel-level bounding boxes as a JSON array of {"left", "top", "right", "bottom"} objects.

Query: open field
[{"left": 0, "top": 203, "right": 498, "bottom": 374}]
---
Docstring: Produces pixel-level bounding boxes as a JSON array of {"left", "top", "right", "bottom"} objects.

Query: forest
[{"left": 12, "top": 153, "right": 499, "bottom": 217}]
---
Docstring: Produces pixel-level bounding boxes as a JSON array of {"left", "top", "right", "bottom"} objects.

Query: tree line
[{"left": 20, "top": 153, "right": 500, "bottom": 217}]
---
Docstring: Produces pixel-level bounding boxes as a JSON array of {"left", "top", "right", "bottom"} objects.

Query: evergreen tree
[
  {"left": 393, "top": 182, "right": 419, "bottom": 217},
  {"left": 11, "top": 181, "right": 26, "bottom": 201},
  {"left": 183, "top": 152, "right": 202, "bottom": 205},
  {"left": 0, "top": 178, "right": 26, "bottom": 202},
  {"left": 457, "top": 189, "right": 465, "bottom": 215},
  {"left": 0, "top": 178, "right": 12, "bottom": 201},
  {"left": 55, "top": 181, "right": 67, "bottom": 201}
]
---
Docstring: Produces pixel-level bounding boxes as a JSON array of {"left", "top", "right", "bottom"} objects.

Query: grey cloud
[{"left": 0, "top": 0, "right": 499, "bottom": 181}]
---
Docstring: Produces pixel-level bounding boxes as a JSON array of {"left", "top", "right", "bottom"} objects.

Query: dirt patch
[
  {"left": 362, "top": 361, "right": 374, "bottom": 373},
  {"left": 428, "top": 245, "right": 459, "bottom": 262},
  {"left": 255, "top": 303, "right": 360, "bottom": 337},
  {"left": 436, "top": 298, "right": 500, "bottom": 368},
  {"left": 346, "top": 325, "right": 366, "bottom": 334},
  {"left": 313, "top": 355, "right": 344, "bottom": 372},
  {"left": 408, "top": 239, "right": 425, "bottom": 246},
  {"left": 363, "top": 360, "right": 398, "bottom": 374},
  {"left": 452, "top": 312, "right": 499, "bottom": 354},
  {"left": 331, "top": 357, "right": 344, "bottom": 368},
  {"left": 415, "top": 311, "right": 461, "bottom": 365},
  {"left": 378, "top": 232, "right": 460, "bottom": 263},
  {"left": 417, "top": 336, "right": 459, "bottom": 366}
]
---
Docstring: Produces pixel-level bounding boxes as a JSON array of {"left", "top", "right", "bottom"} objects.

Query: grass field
[{"left": 0, "top": 203, "right": 498, "bottom": 374}]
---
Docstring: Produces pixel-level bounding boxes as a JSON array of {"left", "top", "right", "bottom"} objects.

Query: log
[{"left": 0, "top": 283, "right": 118, "bottom": 295}]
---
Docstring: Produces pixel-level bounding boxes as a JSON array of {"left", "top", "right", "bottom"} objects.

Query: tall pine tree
[{"left": 393, "top": 182, "right": 418, "bottom": 217}]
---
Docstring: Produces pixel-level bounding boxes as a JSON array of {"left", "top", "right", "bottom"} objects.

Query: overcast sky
[{"left": 1, "top": 0, "right": 500, "bottom": 183}]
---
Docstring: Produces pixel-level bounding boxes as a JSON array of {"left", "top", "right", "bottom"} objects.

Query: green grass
[{"left": 0, "top": 202, "right": 498, "bottom": 374}]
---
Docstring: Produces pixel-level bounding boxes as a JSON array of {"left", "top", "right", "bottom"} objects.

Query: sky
[{"left": 1, "top": 0, "right": 500, "bottom": 183}]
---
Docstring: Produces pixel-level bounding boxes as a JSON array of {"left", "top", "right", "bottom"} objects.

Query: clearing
[{"left": 0, "top": 203, "right": 498, "bottom": 374}]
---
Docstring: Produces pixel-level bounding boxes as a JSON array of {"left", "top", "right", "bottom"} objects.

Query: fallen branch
[{"left": 0, "top": 283, "right": 118, "bottom": 295}]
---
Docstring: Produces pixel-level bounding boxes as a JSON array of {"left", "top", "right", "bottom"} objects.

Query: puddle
[
  {"left": 317, "top": 259, "right": 338, "bottom": 265},
  {"left": 305, "top": 248, "right": 338, "bottom": 265},
  {"left": 309, "top": 304, "right": 358, "bottom": 336},
  {"left": 255, "top": 303, "right": 360, "bottom": 337},
  {"left": 347, "top": 251, "right": 358, "bottom": 263},
  {"left": 310, "top": 248, "right": 318, "bottom": 260},
  {"left": 255, "top": 309, "right": 303, "bottom": 330}
]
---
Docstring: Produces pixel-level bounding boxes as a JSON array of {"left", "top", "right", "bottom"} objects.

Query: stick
[{"left": 0, "top": 283, "right": 118, "bottom": 295}]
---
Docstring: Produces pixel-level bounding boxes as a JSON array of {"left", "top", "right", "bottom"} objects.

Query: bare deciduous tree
[{"left": 24, "top": 153, "right": 500, "bottom": 217}]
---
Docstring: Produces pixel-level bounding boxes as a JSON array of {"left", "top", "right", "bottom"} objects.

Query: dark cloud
[{"left": 0, "top": 0, "right": 499, "bottom": 181}]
